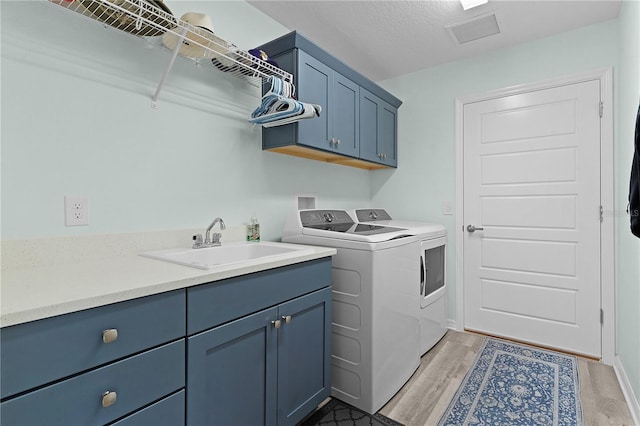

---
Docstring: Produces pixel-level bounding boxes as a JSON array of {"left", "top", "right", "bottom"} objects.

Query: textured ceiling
[{"left": 247, "top": 0, "right": 622, "bottom": 82}]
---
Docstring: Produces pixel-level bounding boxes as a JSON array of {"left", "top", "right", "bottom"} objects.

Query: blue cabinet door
[
  {"left": 332, "top": 73, "right": 360, "bottom": 157},
  {"left": 359, "top": 88, "right": 380, "bottom": 163},
  {"left": 297, "top": 50, "right": 332, "bottom": 151},
  {"left": 378, "top": 101, "right": 398, "bottom": 167},
  {"left": 277, "top": 288, "right": 332, "bottom": 426},
  {"left": 359, "top": 88, "right": 398, "bottom": 167},
  {"left": 186, "top": 307, "right": 278, "bottom": 426}
]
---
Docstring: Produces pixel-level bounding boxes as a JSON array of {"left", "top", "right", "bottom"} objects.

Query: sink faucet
[{"left": 193, "top": 217, "right": 226, "bottom": 249}]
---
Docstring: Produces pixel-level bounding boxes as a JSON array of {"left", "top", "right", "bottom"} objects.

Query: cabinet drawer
[
  {"left": 188, "top": 258, "right": 331, "bottom": 335},
  {"left": 0, "top": 340, "right": 185, "bottom": 426},
  {"left": 1, "top": 290, "right": 186, "bottom": 398},
  {"left": 112, "top": 390, "right": 185, "bottom": 426}
]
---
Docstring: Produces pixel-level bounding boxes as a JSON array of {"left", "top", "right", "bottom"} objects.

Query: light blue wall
[
  {"left": 0, "top": 1, "right": 372, "bottom": 241},
  {"left": 617, "top": 0, "right": 640, "bottom": 402}
]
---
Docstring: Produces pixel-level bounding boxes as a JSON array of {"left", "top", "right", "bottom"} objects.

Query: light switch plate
[{"left": 443, "top": 200, "right": 453, "bottom": 215}]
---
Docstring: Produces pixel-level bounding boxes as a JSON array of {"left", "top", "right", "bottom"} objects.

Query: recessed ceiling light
[{"left": 460, "top": 0, "right": 488, "bottom": 11}]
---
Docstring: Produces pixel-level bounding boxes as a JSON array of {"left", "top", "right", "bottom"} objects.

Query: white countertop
[{"left": 1, "top": 230, "right": 335, "bottom": 328}]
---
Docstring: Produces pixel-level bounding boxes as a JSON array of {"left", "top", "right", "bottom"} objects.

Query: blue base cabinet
[
  {"left": 258, "top": 31, "right": 401, "bottom": 170},
  {"left": 187, "top": 288, "right": 331, "bottom": 426},
  {"left": 1, "top": 258, "right": 332, "bottom": 426},
  {"left": 0, "top": 291, "right": 186, "bottom": 426},
  {"left": 186, "top": 259, "right": 332, "bottom": 426}
]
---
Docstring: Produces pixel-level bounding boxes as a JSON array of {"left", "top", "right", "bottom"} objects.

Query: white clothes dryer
[
  {"left": 350, "top": 209, "right": 448, "bottom": 355},
  {"left": 282, "top": 209, "right": 421, "bottom": 414}
]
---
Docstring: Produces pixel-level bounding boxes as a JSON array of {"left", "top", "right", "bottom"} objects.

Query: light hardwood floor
[{"left": 378, "top": 331, "right": 635, "bottom": 426}]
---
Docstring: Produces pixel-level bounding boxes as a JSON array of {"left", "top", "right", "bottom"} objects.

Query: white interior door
[{"left": 463, "top": 79, "right": 602, "bottom": 358}]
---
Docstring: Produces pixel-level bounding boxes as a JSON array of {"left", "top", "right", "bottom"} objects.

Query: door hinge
[
  {"left": 599, "top": 205, "right": 604, "bottom": 222},
  {"left": 600, "top": 309, "right": 604, "bottom": 325},
  {"left": 599, "top": 101, "right": 603, "bottom": 118}
]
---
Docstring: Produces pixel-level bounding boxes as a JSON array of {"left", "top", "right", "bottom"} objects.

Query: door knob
[{"left": 466, "top": 224, "right": 484, "bottom": 233}]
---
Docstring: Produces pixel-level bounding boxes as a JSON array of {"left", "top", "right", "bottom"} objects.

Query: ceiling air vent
[{"left": 446, "top": 12, "right": 501, "bottom": 45}]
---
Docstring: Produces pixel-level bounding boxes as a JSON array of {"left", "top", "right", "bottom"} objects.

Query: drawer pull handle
[
  {"left": 102, "top": 329, "right": 118, "bottom": 344},
  {"left": 102, "top": 391, "right": 117, "bottom": 408},
  {"left": 282, "top": 315, "right": 292, "bottom": 324},
  {"left": 271, "top": 320, "right": 281, "bottom": 329}
]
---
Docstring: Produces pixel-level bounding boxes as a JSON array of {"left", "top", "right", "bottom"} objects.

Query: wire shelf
[{"left": 47, "top": 0, "right": 294, "bottom": 103}]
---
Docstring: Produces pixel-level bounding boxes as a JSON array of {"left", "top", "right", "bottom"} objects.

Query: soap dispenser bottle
[{"left": 247, "top": 214, "right": 260, "bottom": 242}]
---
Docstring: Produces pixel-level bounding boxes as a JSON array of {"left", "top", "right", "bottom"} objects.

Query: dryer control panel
[
  {"left": 300, "top": 210, "right": 354, "bottom": 227},
  {"left": 354, "top": 209, "right": 392, "bottom": 222}
]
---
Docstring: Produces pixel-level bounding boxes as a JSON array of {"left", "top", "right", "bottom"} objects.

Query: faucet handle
[
  {"left": 211, "top": 233, "right": 222, "bottom": 244},
  {"left": 192, "top": 234, "right": 204, "bottom": 248}
]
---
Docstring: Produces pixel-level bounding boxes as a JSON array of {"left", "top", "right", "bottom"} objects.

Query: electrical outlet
[{"left": 65, "top": 195, "right": 89, "bottom": 226}]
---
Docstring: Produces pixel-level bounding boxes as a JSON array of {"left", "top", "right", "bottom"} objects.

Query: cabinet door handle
[
  {"left": 102, "top": 329, "right": 118, "bottom": 344},
  {"left": 102, "top": 391, "right": 117, "bottom": 408},
  {"left": 330, "top": 138, "right": 336, "bottom": 146},
  {"left": 335, "top": 139, "right": 341, "bottom": 146},
  {"left": 271, "top": 319, "right": 282, "bottom": 329},
  {"left": 282, "top": 315, "right": 292, "bottom": 324}
]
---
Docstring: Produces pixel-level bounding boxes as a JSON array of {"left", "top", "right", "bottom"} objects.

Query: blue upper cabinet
[
  {"left": 258, "top": 31, "right": 401, "bottom": 170},
  {"left": 298, "top": 51, "right": 360, "bottom": 157}
]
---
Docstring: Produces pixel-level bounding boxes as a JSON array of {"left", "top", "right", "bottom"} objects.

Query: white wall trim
[
  {"left": 454, "top": 67, "right": 616, "bottom": 364},
  {"left": 614, "top": 356, "right": 640, "bottom": 425},
  {"left": 454, "top": 98, "right": 466, "bottom": 334},
  {"left": 447, "top": 318, "right": 457, "bottom": 330}
]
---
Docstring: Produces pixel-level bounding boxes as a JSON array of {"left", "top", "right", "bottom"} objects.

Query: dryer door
[
  {"left": 420, "top": 236, "right": 447, "bottom": 355},
  {"left": 420, "top": 237, "right": 446, "bottom": 308}
]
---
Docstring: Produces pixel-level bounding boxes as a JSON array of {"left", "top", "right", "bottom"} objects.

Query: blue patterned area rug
[
  {"left": 439, "top": 338, "right": 583, "bottom": 426},
  {"left": 300, "top": 398, "right": 404, "bottom": 426}
]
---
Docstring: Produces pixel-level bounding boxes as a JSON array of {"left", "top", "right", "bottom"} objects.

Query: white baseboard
[
  {"left": 614, "top": 355, "right": 640, "bottom": 425},
  {"left": 447, "top": 318, "right": 458, "bottom": 330}
]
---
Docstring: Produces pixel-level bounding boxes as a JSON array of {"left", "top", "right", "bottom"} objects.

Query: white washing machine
[
  {"left": 282, "top": 209, "right": 421, "bottom": 414},
  {"left": 350, "top": 209, "right": 448, "bottom": 355}
]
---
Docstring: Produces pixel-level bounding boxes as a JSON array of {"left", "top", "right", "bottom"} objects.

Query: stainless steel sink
[{"left": 140, "top": 241, "right": 314, "bottom": 270}]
